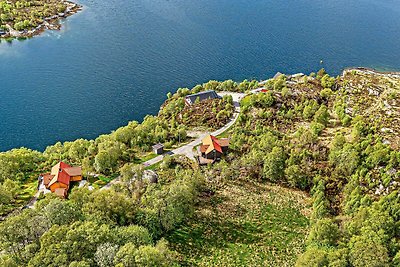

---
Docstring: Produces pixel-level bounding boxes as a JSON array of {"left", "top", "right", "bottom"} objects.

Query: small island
[{"left": 0, "top": 0, "right": 81, "bottom": 39}]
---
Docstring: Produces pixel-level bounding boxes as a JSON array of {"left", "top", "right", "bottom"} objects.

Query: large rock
[{"left": 142, "top": 170, "right": 158, "bottom": 184}]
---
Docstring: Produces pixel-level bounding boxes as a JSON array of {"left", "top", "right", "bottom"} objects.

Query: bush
[
  {"left": 311, "top": 179, "right": 330, "bottom": 220},
  {"left": 296, "top": 247, "right": 328, "bottom": 267},
  {"left": 321, "top": 74, "right": 336, "bottom": 89},
  {"left": 303, "top": 100, "right": 319, "bottom": 120},
  {"left": 310, "top": 122, "right": 325, "bottom": 136},
  {"left": 348, "top": 230, "right": 390, "bottom": 267},
  {"left": 341, "top": 114, "right": 352, "bottom": 126},
  {"left": 307, "top": 218, "right": 339, "bottom": 247},
  {"left": 95, "top": 243, "right": 119, "bottom": 267},
  {"left": 250, "top": 92, "right": 275, "bottom": 108},
  {"left": 285, "top": 164, "right": 308, "bottom": 189},
  {"left": 320, "top": 88, "right": 333, "bottom": 98},
  {"left": 134, "top": 239, "right": 175, "bottom": 267},
  {"left": 313, "top": 105, "right": 330, "bottom": 126},
  {"left": 327, "top": 248, "right": 349, "bottom": 267},
  {"left": 329, "top": 144, "right": 359, "bottom": 177},
  {"left": 117, "top": 225, "right": 152, "bottom": 247},
  {"left": 263, "top": 147, "right": 286, "bottom": 182},
  {"left": 274, "top": 77, "right": 286, "bottom": 91},
  {"left": 317, "top": 68, "right": 327, "bottom": 80}
]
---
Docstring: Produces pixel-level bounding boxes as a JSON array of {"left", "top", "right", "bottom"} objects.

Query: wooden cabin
[
  {"left": 199, "top": 135, "right": 229, "bottom": 162},
  {"left": 42, "top": 161, "right": 82, "bottom": 198}
]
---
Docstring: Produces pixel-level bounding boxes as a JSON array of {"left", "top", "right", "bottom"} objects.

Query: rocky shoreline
[
  {"left": 343, "top": 67, "right": 400, "bottom": 78},
  {"left": 0, "top": 1, "right": 82, "bottom": 39}
]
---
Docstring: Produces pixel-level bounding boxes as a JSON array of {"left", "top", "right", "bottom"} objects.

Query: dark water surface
[{"left": 0, "top": 0, "right": 399, "bottom": 151}]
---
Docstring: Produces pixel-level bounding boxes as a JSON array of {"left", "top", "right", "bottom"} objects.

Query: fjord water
[{"left": 0, "top": 0, "right": 399, "bottom": 151}]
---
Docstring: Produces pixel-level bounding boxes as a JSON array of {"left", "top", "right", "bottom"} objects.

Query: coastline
[
  {"left": 343, "top": 67, "right": 400, "bottom": 77},
  {"left": 0, "top": 1, "right": 82, "bottom": 40},
  {"left": 0, "top": 66, "right": 398, "bottom": 154}
]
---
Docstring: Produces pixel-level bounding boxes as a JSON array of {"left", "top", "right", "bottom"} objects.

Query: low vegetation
[
  {"left": 168, "top": 179, "right": 310, "bottom": 266},
  {"left": 213, "top": 68, "right": 400, "bottom": 266},
  {"left": 0, "top": 68, "right": 399, "bottom": 266},
  {"left": 161, "top": 95, "right": 235, "bottom": 130}
]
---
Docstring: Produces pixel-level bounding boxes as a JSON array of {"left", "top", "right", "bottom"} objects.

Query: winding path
[
  {"left": 103, "top": 92, "right": 245, "bottom": 188},
  {"left": 18, "top": 92, "right": 245, "bottom": 201},
  {"left": 145, "top": 92, "right": 244, "bottom": 163},
  {"left": 3, "top": 92, "right": 247, "bottom": 216}
]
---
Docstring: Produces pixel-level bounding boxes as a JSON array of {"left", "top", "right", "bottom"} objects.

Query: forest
[{"left": 0, "top": 68, "right": 399, "bottom": 266}]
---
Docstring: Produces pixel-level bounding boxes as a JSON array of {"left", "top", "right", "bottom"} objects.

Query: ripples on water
[{"left": 0, "top": 0, "right": 399, "bottom": 151}]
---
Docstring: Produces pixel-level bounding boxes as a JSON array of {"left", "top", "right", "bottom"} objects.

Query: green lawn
[
  {"left": 133, "top": 152, "right": 158, "bottom": 164},
  {"left": 16, "top": 179, "right": 38, "bottom": 204},
  {"left": 145, "top": 161, "right": 162, "bottom": 170},
  {"left": 86, "top": 173, "right": 120, "bottom": 189},
  {"left": 167, "top": 180, "right": 310, "bottom": 267},
  {"left": 1, "top": 176, "right": 38, "bottom": 216}
]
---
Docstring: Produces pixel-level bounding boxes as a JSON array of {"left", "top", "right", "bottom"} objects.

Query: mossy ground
[
  {"left": 167, "top": 179, "right": 310, "bottom": 266},
  {"left": 1, "top": 176, "right": 37, "bottom": 216}
]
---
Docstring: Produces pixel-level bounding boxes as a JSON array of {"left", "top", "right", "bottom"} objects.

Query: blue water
[{"left": 0, "top": 0, "right": 399, "bottom": 151}]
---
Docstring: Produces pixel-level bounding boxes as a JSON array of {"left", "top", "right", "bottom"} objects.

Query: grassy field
[
  {"left": 167, "top": 179, "right": 310, "bottom": 267},
  {"left": 16, "top": 179, "right": 38, "bottom": 204},
  {"left": 133, "top": 152, "right": 158, "bottom": 164},
  {"left": 1, "top": 176, "right": 38, "bottom": 216}
]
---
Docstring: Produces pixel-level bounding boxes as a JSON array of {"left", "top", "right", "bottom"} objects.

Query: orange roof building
[
  {"left": 199, "top": 135, "right": 229, "bottom": 162},
  {"left": 41, "top": 161, "right": 82, "bottom": 197}
]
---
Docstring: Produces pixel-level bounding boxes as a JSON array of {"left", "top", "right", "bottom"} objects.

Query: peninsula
[{"left": 0, "top": 0, "right": 81, "bottom": 39}]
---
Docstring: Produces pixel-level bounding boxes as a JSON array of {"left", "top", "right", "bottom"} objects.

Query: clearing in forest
[{"left": 168, "top": 179, "right": 311, "bottom": 267}]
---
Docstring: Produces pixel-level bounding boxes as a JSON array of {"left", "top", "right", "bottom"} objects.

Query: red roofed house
[
  {"left": 42, "top": 161, "right": 82, "bottom": 198},
  {"left": 199, "top": 135, "right": 229, "bottom": 163}
]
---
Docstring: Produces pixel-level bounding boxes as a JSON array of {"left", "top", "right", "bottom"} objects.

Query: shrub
[
  {"left": 303, "top": 100, "right": 319, "bottom": 120},
  {"left": 285, "top": 164, "right": 308, "bottom": 189},
  {"left": 349, "top": 230, "right": 390, "bottom": 267},
  {"left": 310, "top": 122, "right": 325, "bottom": 136},
  {"left": 274, "top": 77, "right": 286, "bottom": 91},
  {"left": 317, "top": 68, "right": 327, "bottom": 80},
  {"left": 320, "top": 88, "right": 333, "bottom": 98},
  {"left": 263, "top": 147, "right": 286, "bottom": 182},
  {"left": 321, "top": 74, "right": 336, "bottom": 89},
  {"left": 307, "top": 218, "right": 339, "bottom": 247},
  {"left": 296, "top": 247, "right": 328, "bottom": 267},
  {"left": 313, "top": 105, "right": 330, "bottom": 126}
]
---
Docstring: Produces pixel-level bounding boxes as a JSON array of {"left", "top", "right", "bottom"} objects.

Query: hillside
[
  {"left": 0, "top": 68, "right": 399, "bottom": 266},
  {"left": 168, "top": 180, "right": 310, "bottom": 266}
]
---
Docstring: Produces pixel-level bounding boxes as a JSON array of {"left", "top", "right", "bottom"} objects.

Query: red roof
[
  {"left": 212, "top": 140, "right": 223, "bottom": 153},
  {"left": 58, "top": 171, "right": 71, "bottom": 186},
  {"left": 48, "top": 161, "right": 78, "bottom": 188},
  {"left": 59, "top": 161, "right": 71, "bottom": 169},
  {"left": 42, "top": 173, "right": 55, "bottom": 186},
  {"left": 200, "top": 145, "right": 209, "bottom": 153},
  {"left": 210, "top": 135, "right": 219, "bottom": 142},
  {"left": 210, "top": 135, "right": 224, "bottom": 153}
]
